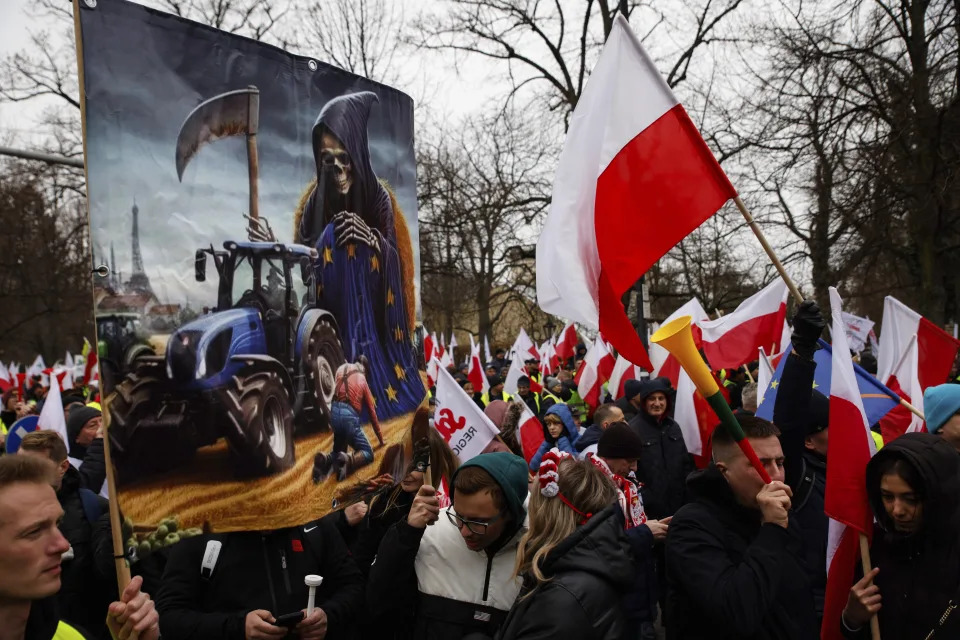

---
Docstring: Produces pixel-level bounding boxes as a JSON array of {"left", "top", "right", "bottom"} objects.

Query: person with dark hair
[
  {"left": 0, "top": 454, "right": 160, "bottom": 640},
  {"left": 18, "top": 431, "right": 116, "bottom": 639},
  {"left": 366, "top": 452, "right": 529, "bottom": 640},
  {"left": 616, "top": 379, "right": 644, "bottom": 422},
  {"left": 64, "top": 406, "right": 107, "bottom": 494},
  {"left": 840, "top": 433, "right": 960, "bottom": 639},
  {"left": 665, "top": 416, "right": 819, "bottom": 640},
  {"left": 575, "top": 402, "right": 625, "bottom": 457},
  {"left": 461, "top": 379, "right": 486, "bottom": 411},
  {"left": 490, "top": 348, "right": 508, "bottom": 373},
  {"left": 515, "top": 376, "right": 540, "bottom": 415},
  {"left": 496, "top": 455, "right": 633, "bottom": 640},
  {"left": 481, "top": 376, "right": 512, "bottom": 406}
]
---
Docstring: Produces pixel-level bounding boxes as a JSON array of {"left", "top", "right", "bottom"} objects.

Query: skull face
[{"left": 320, "top": 132, "right": 353, "bottom": 195}]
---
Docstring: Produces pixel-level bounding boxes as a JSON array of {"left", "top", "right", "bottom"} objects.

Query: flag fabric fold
[
  {"left": 878, "top": 335, "right": 925, "bottom": 443},
  {"left": 822, "top": 287, "right": 878, "bottom": 640},
  {"left": 536, "top": 14, "right": 736, "bottom": 374},
  {"left": 699, "top": 278, "right": 789, "bottom": 371},
  {"left": 877, "top": 295, "right": 960, "bottom": 390}
]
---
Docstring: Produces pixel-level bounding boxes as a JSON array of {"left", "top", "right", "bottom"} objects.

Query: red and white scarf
[{"left": 586, "top": 452, "right": 646, "bottom": 529}]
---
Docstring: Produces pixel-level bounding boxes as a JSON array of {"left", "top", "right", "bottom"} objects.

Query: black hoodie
[
  {"left": 842, "top": 433, "right": 960, "bottom": 639},
  {"left": 495, "top": 504, "right": 635, "bottom": 640},
  {"left": 628, "top": 378, "right": 694, "bottom": 519},
  {"left": 665, "top": 466, "right": 819, "bottom": 640}
]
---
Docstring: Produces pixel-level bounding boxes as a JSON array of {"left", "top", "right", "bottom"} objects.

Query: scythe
[{"left": 175, "top": 86, "right": 260, "bottom": 228}]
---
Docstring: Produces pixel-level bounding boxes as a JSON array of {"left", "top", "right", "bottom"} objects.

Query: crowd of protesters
[{"left": 3, "top": 301, "right": 960, "bottom": 640}]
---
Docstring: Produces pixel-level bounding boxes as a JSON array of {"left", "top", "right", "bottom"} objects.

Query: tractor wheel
[
  {"left": 108, "top": 374, "right": 194, "bottom": 483},
  {"left": 222, "top": 370, "right": 295, "bottom": 476},
  {"left": 123, "top": 343, "right": 155, "bottom": 374},
  {"left": 303, "top": 318, "right": 344, "bottom": 430}
]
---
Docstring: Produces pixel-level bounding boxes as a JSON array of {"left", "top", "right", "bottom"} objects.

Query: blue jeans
[{"left": 331, "top": 402, "right": 373, "bottom": 463}]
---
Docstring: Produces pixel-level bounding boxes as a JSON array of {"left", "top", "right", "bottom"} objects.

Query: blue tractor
[{"left": 107, "top": 240, "right": 345, "bottom": 482}]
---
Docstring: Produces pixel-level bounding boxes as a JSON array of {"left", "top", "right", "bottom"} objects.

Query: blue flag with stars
[{"left": 756, "top": 339, "right": 899, "bottom": 425}]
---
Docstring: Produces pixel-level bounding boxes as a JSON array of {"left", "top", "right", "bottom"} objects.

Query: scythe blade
[{"left": 175, "top": 87, "right": 260, "bottom": 181}]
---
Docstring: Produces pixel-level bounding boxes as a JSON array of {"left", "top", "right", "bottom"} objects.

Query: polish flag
[
  {"left": 518, "top": 403, "right": 546, "bottom": 464},
  {"left": 37, "top": 373, "right": 69, "bottom": 448},
  {"left": 555, "top": 322, "right": 579, "bottom": 363},
  {"left": 539, "top": 339, "right": 560, "bottom": 375},
  {"left": 822, "top": 287, "right": 878, "bottom": 640},
  {"left": 699, "top": 279, "right": 789, "bottom": 371},
  {"left": 0, "top": 361, "right": 11, "bottom": 392},
  {"left": 468, "top": 335, "right": 490, "bottom": 394},
  {"left": 438, "top": 348, "right": 453, "bottom": 371},
  {"left": 877, "top": 296, "right": 960, "bottom": 391},
  {"left": 503, "top": 357, "right": 526, "bottom": 396},
  {"left": 510, "top": 328, "right": 539, "bottom": 363},
  {"left": 426, "top": 356, "right": 440, "bottom": 388},
  {"left": 448, "top": 332, "right": 459, "bottom": 352},
  {"left": 578, "top": 338, "right": 615, "bottom": 410},
  {"left": 650, "top": 298, "right": 709, "bottom": 385},
  {"left": 878, "top": 335, "right": 925, "bottom": 444},
  {"left": 536, "top": 15, "right": 736, "bottom": 374},
  {"left": 673, "top": 367, "right": 729, "bottom": 468},
  {"left": 434, "top": 366, "right": 501, "bottom": 462},
  {"left": 424, "top": 332, "right": 435, "bottom": 365},
  {"left": 82, "top": 339, "right": 98, "bottom": 386},
  {"left": 608, "top": 353, "right": 644, "bottom": 400}
]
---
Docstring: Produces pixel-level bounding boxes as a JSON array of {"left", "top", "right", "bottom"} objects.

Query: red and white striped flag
[
  {"left": 518, "top": 402, "right": 545, "bottom": 464},
  {"left": 699, "top": 278, "right": 789, "bottom": 371},
  {"left": 608, "top": 353, "right": 644, "bottom": 400},
  {"left": 468, "top": 335, "right": 490, "bottom": 394},
  {"left": 577, "top": 338, "right": 615, "bottom": 410},
  {"left": 878, "top": 335, "right": 925, "bottom": 443},
  {"left": 536, "top": 15, "right": 737, "bottom": 374},
  {"left": 555, "top": 322, "right": 579, "bottom": 363},
  {"left": 877, "top": 295, "right": 960, "bottom": 390},
  {"left": 510, "top": 328, "right": 539, "bottom": 364},
  {"left": 822, "top": 287, "right": 878, "bottom": 640}
]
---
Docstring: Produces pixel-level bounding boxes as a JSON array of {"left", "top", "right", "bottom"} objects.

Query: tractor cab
[{"left": 196, "top": 241, "right": 317, "bottom": 360}]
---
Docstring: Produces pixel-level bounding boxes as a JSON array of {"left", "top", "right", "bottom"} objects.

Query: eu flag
[{"left": 756, "top": 339, "right": 899, "bottom": 425}]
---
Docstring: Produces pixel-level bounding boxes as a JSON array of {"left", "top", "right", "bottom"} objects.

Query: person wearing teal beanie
[{"left": 922, "top": 383, "right": 960, "bottom": 452}]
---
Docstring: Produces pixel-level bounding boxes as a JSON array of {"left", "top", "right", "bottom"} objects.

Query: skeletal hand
[
  {"left": 245, "top": 215, "right": 278, "bottom": 243},
  {"left": 333, "top": 211, "right": 380, "bottom": 253}
]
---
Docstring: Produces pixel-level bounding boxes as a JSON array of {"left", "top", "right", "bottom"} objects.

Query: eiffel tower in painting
[{"left": 126, "top": 199, "right": 153, "bottom": 297}]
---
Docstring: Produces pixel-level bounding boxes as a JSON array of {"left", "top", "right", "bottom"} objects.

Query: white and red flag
[
  {"left": 517, "top": 402, "right": 546, "bottom": 464},
  {"left": 822, "top": 287, "right": 878, "bottom": 640},
  {"left": 434, "top": 366, "right": 500, "bottom": 462},
  {"left": 438, "top": 347, "right": 453, "bottom": 371},
  {"left": 555, "top": 322, "right": 579, "bottom": 363},
  {"left": 37, "top": 373, "right": 69, "bottom": 450},
  {"left": 699, "top": 279, "right": 789, "bottom": 371},
  {"left": 82, "top": 339, "right": 98, "bottom": 386},
  {"left": 468, "top": 335, "right": 490, "bottom": 394},
  {"left": 424, "top": 331, "right": 435, "bottom": 365},
  {"left": 577, "top": 338, "right": 615, "bottom": 410},
  {"left": 878, "top": 335, "right": 925, "bottom": 443},
  {"left": 426, "top": 356, "right": 440, "bottom": 388},
  {"left": 650, "top": 298, "right": 709, "bottom": 385},
  {"left": 536, "top": 15, "right": 736, "bottom": 374},
  {"left": 608, "top": 353, "right": 644, "bottom": 400},
  {"left": 877, "top": 295, "right": 960, "bottom": 391},
  {"left": 0, "top": 361, "right": 12, "bottom": 393},
  {"left": 510, "top": 328, "right": 539, "bottom": 364}
]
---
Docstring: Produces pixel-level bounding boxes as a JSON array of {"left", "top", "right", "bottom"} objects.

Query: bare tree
[{"left": 418, "top": 109, "right": 553, "bottom": 344}]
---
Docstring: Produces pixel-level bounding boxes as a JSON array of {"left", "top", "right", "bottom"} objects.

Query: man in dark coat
[
  {"left": 628, "top": 378, "right": 694, "bottom": 520},
  {"left": 157, "top": 517, "right": 363, "bottom": 639},
  {"left": 665, "top": 416, "right": 819, "bottom": 640},
  {"left": 615, "top": 379, "right": 644, "bottom": 421},
  {"left": 65, "top": 406, "right": 107, "bottom": 493},
  {"left": 773, "top": 299, "right": 829, "bottom": 619},
  {"left": 841, "top": 433, "right": 960, "bottom": 639}
]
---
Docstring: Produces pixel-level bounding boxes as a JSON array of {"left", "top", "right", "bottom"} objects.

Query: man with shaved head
[{"left": 664, "top": 416, "right": 819, "bottom": 640}]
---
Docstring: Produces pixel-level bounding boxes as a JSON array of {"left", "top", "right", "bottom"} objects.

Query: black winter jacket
[
  {"left": 628, "top": 379, "right": 694, "bottom": 519},
  {"left": 665, "top": 466, "right": 819, "bottom": 640},
  {"left": 574, "top": 424, "right": 603, "bottom": 453},
  {"left": 773, "top": 353, "right": 827, "bottom": 616},
  {"left": 57, "top": 466, "right": 115, "bottom": 639},
  {"left": 156, "top": 519, "right": 363, "bottom": 639},
  {"left": 842, "top": 434, "right": 960, "bottom": 639},
  {"left": 495, "top": 505, "right": 635, "bottom": 640},
  {"left": 76, "top": 437, "right": 107, "bottom": 493}
]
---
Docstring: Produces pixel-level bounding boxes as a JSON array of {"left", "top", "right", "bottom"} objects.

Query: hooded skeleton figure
[{"left": 297, "top": 91, "right": 397, "bottom": 257}]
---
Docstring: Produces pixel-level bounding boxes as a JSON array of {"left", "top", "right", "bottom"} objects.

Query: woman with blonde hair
[{"left": 496, "top": 450, "right": 634, "bottom": 640}]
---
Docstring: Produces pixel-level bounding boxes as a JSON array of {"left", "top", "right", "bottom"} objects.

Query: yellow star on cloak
[
  {"left": 811, "top": 380, "right": 819, "bottom": 389},
  {"left": 322, "top": 246, "right": 333, "bottom": 266},
  {"left": 386, "top": 288, "right": 395, "bottom": 306},
  {"left": 394, "top": 363, "right": 407, "bottom": 381},
  {"left": 346, "top": 243, "right": 357, "bottom": 259},
  {"left": 769, "top": 379, "right": 779, "bottom": 390},
  {"left": 394, "top": 326, "right": 404, "bottom": 342},
  {"left": 386, "top": 384, "right": 398, "bottom": 402},
  {"left": 370, "top": 254, "right": 380, "bottom": 273}
]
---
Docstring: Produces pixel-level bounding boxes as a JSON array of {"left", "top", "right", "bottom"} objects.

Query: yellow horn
[{"left": 650, "top": 316, "right": 720, "bottom": 397}]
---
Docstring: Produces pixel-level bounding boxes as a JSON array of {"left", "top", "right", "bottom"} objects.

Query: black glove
[{"left": 791, "top": 299, "right": 825, "bottom": 360}]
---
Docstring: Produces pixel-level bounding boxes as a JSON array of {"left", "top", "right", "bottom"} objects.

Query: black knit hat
[
  {"left": 623, "top": 379, "right": 642, "bottom": 400},
  {"left": 598, "top": 422, "right": 645, "bottom": 459}
]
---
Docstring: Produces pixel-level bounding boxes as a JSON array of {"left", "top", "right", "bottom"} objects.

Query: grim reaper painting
[{"left": 294, "top": 92, "right": 423, "bottom": 421}]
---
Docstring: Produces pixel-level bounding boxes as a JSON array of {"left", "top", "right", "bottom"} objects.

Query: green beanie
[{"left": 451, "top": 452, "right": 528, "bottom": 526}]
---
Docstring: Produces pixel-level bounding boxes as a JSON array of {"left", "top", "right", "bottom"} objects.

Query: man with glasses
[{"left": 367, "top": 452, "right": 529, "bottom": 640}]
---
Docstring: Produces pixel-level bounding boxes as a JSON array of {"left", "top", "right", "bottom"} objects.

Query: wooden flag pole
[
  {"left": 734, "top": 197, "right": 804, "bottom": 305},
  {"left": 859, "top": 533, "right": 882, "bottom": 640}
]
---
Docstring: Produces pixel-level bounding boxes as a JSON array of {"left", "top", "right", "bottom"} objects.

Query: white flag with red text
[{"left": 434, "top": 366, "right": 500, "bottom": 461}]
